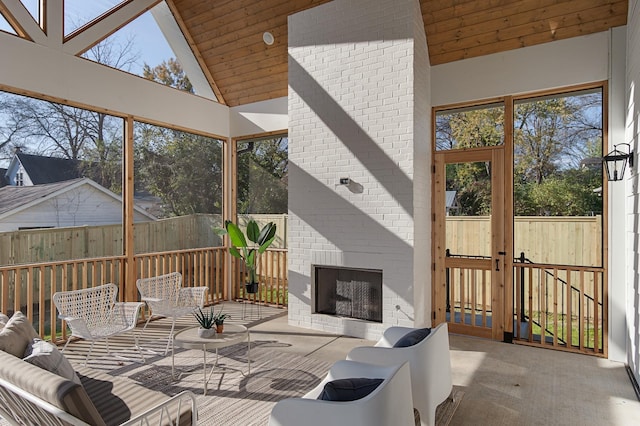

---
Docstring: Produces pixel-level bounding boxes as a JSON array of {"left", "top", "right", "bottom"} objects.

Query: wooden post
[{"left": 123, "top": 116, "right": 136, "bottom": 302}]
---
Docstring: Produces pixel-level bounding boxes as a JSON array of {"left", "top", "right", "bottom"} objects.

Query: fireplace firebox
[{"left": 314, "top": 266, "right": 382, "bottom": 322}]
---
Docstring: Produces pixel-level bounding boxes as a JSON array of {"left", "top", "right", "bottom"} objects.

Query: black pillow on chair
[
  {"left": 393, "top": 327, "right": 431, "bottom": 348},
  {"left": 318, "top": 378, "right": 384, "bottom": 401}
]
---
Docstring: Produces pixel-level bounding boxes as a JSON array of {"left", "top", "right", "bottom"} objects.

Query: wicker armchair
[
  {"left": 53, "top": 283, "right": 145, "bottom": 366},
  {"left": 136, "top": 272, "right": 208, "bottom": 355}
]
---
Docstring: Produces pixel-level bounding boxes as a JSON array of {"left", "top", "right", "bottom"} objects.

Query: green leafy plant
[
  {"left": 215, "top": 219, "right": 277, "bottom": 285},
  {"left": 193, "top": 307, "right": 215, "bottom": 329}
]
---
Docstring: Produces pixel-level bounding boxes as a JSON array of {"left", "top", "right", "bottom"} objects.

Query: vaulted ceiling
[{"left": 167, "top": 0, "right": 628, "bottom": 107}]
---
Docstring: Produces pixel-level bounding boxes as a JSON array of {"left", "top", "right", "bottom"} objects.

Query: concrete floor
[
  {"left": 246, "top": 305, "right": 640, "bottom": 426},
  {"left": 60, "top": 302, "right": 640, "bottom": 425}
]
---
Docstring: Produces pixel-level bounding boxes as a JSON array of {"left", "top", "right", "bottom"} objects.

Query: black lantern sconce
[{"left": 603, "top": 143, "right": 634, "bottom": 182}]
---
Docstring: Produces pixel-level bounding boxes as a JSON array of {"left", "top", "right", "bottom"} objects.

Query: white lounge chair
[
  {"left": 136, "top": 272, "right": 208, "bottom": 355},
  {"left": 53, "top": 283, "right": 144, "bottom": 366},
  {"left": 269, "top": 360, "right": 414, "bottom": 426},
  {"left": 347, "top": 322, "right": 453, "bottom": 426}
]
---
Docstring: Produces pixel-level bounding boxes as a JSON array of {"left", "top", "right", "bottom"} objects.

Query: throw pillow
[
  {"left": 393, "top": 327, "right": 431, "bottom": 348},
  {"left": 318, "top": 378, "right": 384, "bottom": 401},
  {"left": 0, "top": 311, "right": 38, "bottom": 357},
  {"left": 23, "top": 338, "right": 82, "bottom": 385}
]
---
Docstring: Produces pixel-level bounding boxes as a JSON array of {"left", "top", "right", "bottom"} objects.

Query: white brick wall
[{"left": 288, "top": 0, "right": 431, "bottom": 340}]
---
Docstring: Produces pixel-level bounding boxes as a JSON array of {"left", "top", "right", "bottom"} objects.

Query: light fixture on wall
[
  {"left": 263, "top": 31, "right": 274, "bottom": 45},
  {"left": 603, "top": 143, "right": 634, "bottom": 181}
]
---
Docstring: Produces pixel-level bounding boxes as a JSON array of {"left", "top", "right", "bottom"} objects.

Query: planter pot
[
  {"left": 245, "top": 282, "right": 259, "bottom": 294},
  {"left": 216, "top": 324, "right": 224, "bottom": 333},
  {"left": 197, "top": 327, "right": 216, "bottom": 338}
]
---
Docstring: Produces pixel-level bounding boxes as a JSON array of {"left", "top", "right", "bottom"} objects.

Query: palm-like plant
[{"left": 217, "top": 219, "right": 277, "bottom": 288}]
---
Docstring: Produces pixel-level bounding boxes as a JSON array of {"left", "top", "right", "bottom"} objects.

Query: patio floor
[{"left": 39, "top": 302, "right": 640, "bottom": 425}]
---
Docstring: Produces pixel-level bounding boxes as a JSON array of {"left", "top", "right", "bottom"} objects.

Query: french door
[{"left": 433, "top": 147, "right": 512, "bottom": 341}]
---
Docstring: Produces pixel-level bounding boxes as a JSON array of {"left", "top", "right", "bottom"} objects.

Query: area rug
[{"left": 0, "top": 340, "right": 463, "bottom": 426}]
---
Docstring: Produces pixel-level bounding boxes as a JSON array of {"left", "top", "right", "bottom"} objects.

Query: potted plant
[
  {"left": 216, "top": 219, "right": 277, "bottom": 294},
  {"left": 213, "top": 308, "right": 231, "bottom": 333},
  {"left": 193, "top": 307, "right": 215, "bottom": 338}
]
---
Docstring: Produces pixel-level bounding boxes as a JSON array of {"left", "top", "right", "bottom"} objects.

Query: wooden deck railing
[
  {"left": 0, "top": 247, "right": 288, "bottom": 342},
  {"left": 514, "top": 262, "right": 605, "bottom": 356}
]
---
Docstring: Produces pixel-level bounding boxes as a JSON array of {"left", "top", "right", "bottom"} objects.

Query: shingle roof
[
  {"left": 0, "top": 168, "right": 8, "bottom": 187},
  {"left": 0, "top": 179, "right": 83, "bottom": 215},
  {"left": 16, "top": 153, "right": 83, "bottom": 184}
]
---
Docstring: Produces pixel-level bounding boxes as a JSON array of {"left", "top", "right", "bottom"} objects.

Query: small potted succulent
[
  {"left": 213, "top": 308, "right": 231, "bottom": 333},
  {"left": 193, "top": 307, "right": 216, "bottom": 338}
]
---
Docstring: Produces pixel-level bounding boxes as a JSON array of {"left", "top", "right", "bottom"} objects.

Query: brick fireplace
[{"left": 287, "top": 0, "right": 432, "bottom": 340}]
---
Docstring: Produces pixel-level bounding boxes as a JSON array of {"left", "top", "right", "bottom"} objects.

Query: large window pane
[
  {"left": 513, "top": 89, "right": 603, "bottom": 267},
  {"left": 435, "top": 103, "right": 504, "bottom": 151},
  {"left": 133, "top": 122, "right": 223, "bottom": 253}
]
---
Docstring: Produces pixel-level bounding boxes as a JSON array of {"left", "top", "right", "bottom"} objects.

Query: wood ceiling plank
[
  {"left": 423, "top": 0, "right": 508, "bottom": 25},
  {"left": 426, "top": 0, "right": 625, "bottom": 45},
  {"left": 214, "top": 60, "right": 288, "bottom": 82},
  {"left": 197, "top": 21, "right": 288, "bottom": 58},
  {"left": 429, "top": 1, "right": 627, "bottom": 56},
  {"left": 430, "top": 12, "right": 628, "bottom": 64}
]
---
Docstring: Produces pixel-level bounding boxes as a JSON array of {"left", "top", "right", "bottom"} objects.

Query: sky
[{"left": 1, "top": 0, "right": 175, "bottom": 75}]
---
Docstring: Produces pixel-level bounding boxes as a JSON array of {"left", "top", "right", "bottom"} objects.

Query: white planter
[{"left": 198, "top": 327, "right": 216, "bottom": 338}]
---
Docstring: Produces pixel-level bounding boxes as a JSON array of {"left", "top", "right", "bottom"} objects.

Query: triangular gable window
[
  {"left": 19, "top": 0, "right": 39, "bottom": 25},
  {"left": 0, "top": 11, "right": 17, "bottom": 34},
  {"left": 64, "top": 0, "right": 127, "bottom": 36},
  {"left": 71, "top": 1, "right": 216, "bottom": 100}
]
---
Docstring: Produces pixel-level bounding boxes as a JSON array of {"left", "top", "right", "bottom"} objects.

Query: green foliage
[
  {"left": 236, "top": 138, "right": 288, "bottom": 214},
  {"left": 135, "top": 124, "right": 223, "bottom": 217},
  {"left": 215, "top": 220, "right": 277, "bottom": 284},
  {"left": 142, "top": 58, "right": 194, "bottom": 93},
  {"left": 213, "top": 308, "right": 230, "bottom": 325},
  {"left": 193, "top": 307, "right": 214, "bottom": 329}
]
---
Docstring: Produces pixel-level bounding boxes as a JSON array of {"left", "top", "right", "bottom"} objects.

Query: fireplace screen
[{"left": 314, "top": 266, "right": 382, "bottom": 322}]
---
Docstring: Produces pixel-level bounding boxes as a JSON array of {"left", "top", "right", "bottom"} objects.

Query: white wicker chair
[
  {"left": 53, "top": 283, "right": 144, "bottom": 366},
  {"left": 136, "top": 272, "right": 208, "bottom": 355}
]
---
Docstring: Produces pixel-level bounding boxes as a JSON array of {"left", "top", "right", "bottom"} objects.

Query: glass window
[{"left": 435, "top": 103, "right": 504, "bottom": 151}]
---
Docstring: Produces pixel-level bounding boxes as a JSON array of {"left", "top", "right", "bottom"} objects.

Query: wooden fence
[{"left": 446, "top": 216, "right": 602, "bottom": 266}]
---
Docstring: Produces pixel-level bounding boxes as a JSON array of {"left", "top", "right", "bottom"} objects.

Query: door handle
[{"left": 495, "top": 259, "right": 500, "bottom": 271}]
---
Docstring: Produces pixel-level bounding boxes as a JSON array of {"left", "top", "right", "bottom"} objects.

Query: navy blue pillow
[
  {"left": 393, "top": 327, "right": 431, "bottom": 348},
  {"left": 318, "top": 378, "right": 384, "bottom": 401}
]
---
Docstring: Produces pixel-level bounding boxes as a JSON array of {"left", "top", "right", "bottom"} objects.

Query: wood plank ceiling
[{"left": 167, "top": 0, "right": 628, "bottom": 107}]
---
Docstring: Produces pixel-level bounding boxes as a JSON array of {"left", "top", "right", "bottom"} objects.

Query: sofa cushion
[
  {"left": 0, "top": 311, "right": 38, "bottom": 357},
  {"left": 318, "top": 378, "right": 384, "bottom": 402},
  {"left": 393, "top": 327, "right": 431, "bottom": 348},
  {"left": 24, "top": 338, "right": 82, "bottom": 385},
  {"left": 0, "top": 349, "right": 106, "bottom": 426}
]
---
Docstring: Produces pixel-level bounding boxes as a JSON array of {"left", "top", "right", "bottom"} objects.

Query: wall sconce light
[
  {"left": 262, "top": 32, "right": 274, "bottom": 46},
  {"left": 603, "top": 143, "right": 634, "bottom": 181}
]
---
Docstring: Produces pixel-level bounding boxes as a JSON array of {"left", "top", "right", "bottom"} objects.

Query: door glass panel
[
  {"left": 445, "top": 162, "right": 492, "bottom": 258},
  {"left": 435, "top": 103, "right": 504, "bottom": 151},
  {"left": 513, "top": 88, "right": 603, "bottom": 267}
]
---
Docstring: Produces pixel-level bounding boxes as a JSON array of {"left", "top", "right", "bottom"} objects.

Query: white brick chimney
[{"left": 287, "top": 0, "right": 431, "bottom": 340}]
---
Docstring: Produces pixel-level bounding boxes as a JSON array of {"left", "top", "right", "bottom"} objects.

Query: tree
[
  {"left": 237, "top": 137, "right": 288, "bottom": 214},
  {"left": 142, "top": 59, "right": 193, "bottom": 92},
  {"left": 135, "top": 124, "right": 223, "bottom": 216}
]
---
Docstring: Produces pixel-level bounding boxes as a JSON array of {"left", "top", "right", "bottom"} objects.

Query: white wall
[
  {"left": 625, "top": 0, "right": 640, "bottom": 384},
  {"left": 229, "top": 97, "right": 288, "bottom": 137},
  {"left": 431, "top": 31, "right": 610, "bottom": 106},
  {"left": 288, "top": 0, "right": 430, "bottom": 340}
]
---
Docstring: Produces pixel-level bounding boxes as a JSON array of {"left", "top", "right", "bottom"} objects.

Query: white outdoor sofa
[{"left": 0, "top": 311, "right": 196, "bottom": 426}]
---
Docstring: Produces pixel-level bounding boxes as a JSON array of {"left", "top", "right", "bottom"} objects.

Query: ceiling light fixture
[{"left": 263, "top": 31, "right": 274, "bottom": 46}]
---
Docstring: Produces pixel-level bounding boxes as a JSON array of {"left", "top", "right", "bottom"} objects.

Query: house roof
[
  {"left": 165, "top": 0, "right": 628, "bottom": 107},
  {"left": 14, "top": 153, "right": 83, "bottom": 184},
  {"left": 0, "top": 168, "right": 7, "bottom": 187},
  {"left": 0, "top": 178, "right": 156, "bottom": 220}
]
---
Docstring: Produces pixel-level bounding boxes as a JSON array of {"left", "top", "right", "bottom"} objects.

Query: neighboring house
[
  {"left": 4, "top": 151, "right": 84, "bottom": 186},
  {"left": 445, "top": 191, "right": 459, "bottom": 216},
  {"left": 0, "top": 178, "right": 156, "bottom": 232}
]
